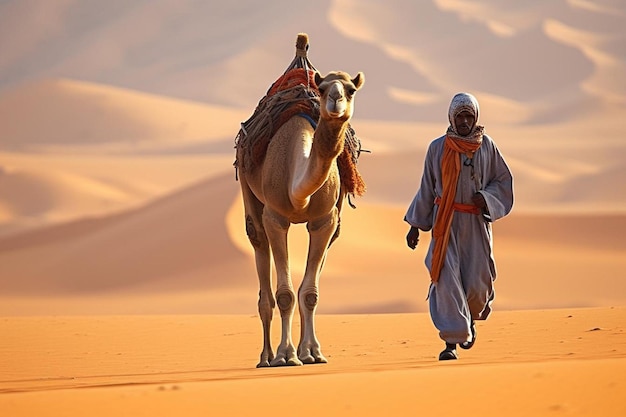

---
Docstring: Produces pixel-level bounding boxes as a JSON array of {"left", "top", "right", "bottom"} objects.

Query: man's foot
[
  {"left": 439, "top": 343, "right": 458, "bottom": 361},
  {"left": 460, "top": 321, "right": 476, "bottom": 350}
]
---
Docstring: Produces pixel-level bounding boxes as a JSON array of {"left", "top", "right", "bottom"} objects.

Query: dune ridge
[{"left": 0, "top": 78, "right": 247, "bottom": 152}]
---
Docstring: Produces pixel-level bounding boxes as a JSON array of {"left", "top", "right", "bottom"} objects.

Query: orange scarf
[{"left": 430, "top": 130, "right": 483, "bottom": 282}]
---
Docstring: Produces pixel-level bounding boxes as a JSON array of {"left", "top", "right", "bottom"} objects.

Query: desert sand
[
  {"left": 1, "top": 308, "right": 625, "bottom": 416},
  {"left": 1, "top": 0, "right": 625, "bottom": 415}
]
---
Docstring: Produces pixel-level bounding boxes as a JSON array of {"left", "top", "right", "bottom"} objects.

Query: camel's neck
[
  {"left": 290, "top": 118, "right": 347, "bottom": 208},
  {"left": 312, "top": 118, "right": 347, "bottom": 161}
]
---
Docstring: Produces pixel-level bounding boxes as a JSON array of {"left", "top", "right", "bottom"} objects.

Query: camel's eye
[
  {"left": 346, "top": 87, "right": 356, "bottom": 97},
  {"left": 318, "top": 86, "right": 326, "bottom": 95}
]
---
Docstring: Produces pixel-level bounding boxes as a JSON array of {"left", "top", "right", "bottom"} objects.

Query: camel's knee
[
  {"left": 246, "top": 215, "right": 265, "bottom": 248},
  {"left": 300, "top": 290, "right": 319, "bottom": 311},
  {"left": 258, "top": 291, "right": 275, "bottom": 318},
  {"left": 307, "top": 210, "right": 338, "bottom": 234},
  {"left": 276, "top": 289, "right": 295, "bottom": 313}
]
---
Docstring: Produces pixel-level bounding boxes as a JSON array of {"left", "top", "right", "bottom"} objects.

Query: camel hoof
[
  {"left": 270, "top": 356, "right": 302, "bottom": 367},
  {"left": 256, "top": 360, "right": 271, "bottom": 368},
  {"left": 257, "top": 352, "right": 274, "bottom": 368},
  {"left": 299, "top": 347, "right": 328, "bottom": 365},
  {"left": 300, "top": 354, "right": 316, "bottom": 364},
  {"left": 299, "top": 353, "right": 328, "bottom": 364},
  {"left": 270, "top": 357, "right": 285, "bottom": 367},
  {"left": 315, "top": 355, "right": 328, "bottom": 364},
  {"left": 287, "top": 357, "right": 303, "bottom": 366}
]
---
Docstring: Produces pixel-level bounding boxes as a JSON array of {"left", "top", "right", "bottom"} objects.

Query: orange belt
[{"left": 434, "top": 196, "right": 481, "bottom": 215}]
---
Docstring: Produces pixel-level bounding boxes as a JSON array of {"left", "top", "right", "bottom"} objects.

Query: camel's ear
[
  {"left": 352, "top": 72, "right": 364, "bottom": 90},
  {"left": 314, "top": 72, "right": 323, "bottom": 89}
]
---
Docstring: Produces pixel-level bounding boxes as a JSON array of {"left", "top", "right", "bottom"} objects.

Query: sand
[{"left": 1, "top": 308, "right": 625, "bottom": 416}]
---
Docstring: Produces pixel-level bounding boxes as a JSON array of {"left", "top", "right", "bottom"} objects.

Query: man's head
[{"left": 448, "top": 93, "right": 480, "bottom": 137}]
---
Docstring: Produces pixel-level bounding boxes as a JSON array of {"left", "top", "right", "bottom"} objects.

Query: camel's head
[{"left": 314, "top": 71, "right": 364, "bottom": 121}]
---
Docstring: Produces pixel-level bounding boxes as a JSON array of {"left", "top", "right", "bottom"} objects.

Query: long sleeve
[
  {"left": 404, "top": 138, "right": 442, "bottom": 231},
  {"left": 476, "top": 135, "right": 514, "bottom": 222}
]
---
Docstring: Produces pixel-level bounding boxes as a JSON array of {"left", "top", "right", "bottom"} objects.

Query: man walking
[{"left": 405, "top": 92, "right": 514, "bottom": 360}]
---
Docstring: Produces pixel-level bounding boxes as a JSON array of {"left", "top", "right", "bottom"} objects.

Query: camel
[{"left": 235, "top": 42, "right": 364, "bottom": 367}]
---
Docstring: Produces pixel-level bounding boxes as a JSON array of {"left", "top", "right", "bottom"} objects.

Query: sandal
[
  {"left": 439, "top": 343, "right": 458, "bottom": 361},
  {"left": 459, "top": 321, "right": 476, "bottom": 350}
]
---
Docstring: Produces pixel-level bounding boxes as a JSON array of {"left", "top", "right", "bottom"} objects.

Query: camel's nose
[
  {"left": 325, "top": 82, "right": 347, "bottom": 116},
  {"left": 329, "top": 91, "right": 343, "bottom": 102},
  {"left": 328, "top": 82, "right": 345, "bottom": 102}
]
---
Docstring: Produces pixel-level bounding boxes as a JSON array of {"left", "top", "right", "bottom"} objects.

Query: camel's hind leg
[
  {"left": 297, "top": 207, "right": 338, "bottom": 364},
  {"left": 240, "top": 177, "right": 275, "bottom": 368}
]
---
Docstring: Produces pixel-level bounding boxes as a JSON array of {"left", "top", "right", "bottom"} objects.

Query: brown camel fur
[{"left": 237, "top": 70, "right": 364, "bottom": 367}]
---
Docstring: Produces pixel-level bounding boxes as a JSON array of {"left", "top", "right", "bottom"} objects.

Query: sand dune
[
  {"left": 5, "top": 75, "right": 623, "bottom": 231},
  {"left": 0, "top": 77, "right": 243, "bottom": 236},
  {"left": 0, "top": 78, "right": 247, "bottom": 152},
  {"left": 2, "top": 174, "right": 625, "bottom": 315},
  {"left": 0, "top": 173, "right": 253, "bottom": 296},
  {"left": 0, "top": 151, "right": 233, "bottom": 237},
  {"left": 0, "top": 166, "right": 141, "bottom": 235}
]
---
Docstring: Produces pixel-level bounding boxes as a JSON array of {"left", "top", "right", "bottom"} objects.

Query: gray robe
[{"left": 405, "top": 134, "right": 513, "bottom": 344}]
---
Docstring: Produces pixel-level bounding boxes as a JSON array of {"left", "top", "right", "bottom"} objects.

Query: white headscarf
[
  {"left": 447, "top": 92, "right": 483, "bottom": 141},
  {"left": 448, "top": 93, "right": 480, "bottom": 134}
]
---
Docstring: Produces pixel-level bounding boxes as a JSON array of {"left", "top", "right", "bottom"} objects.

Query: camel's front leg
[
  {"left": 263, "top": 209, "right": 302, "bottom": 367},
  {"left": 298, "top": 208, "right": 338, "bottom": 364}
]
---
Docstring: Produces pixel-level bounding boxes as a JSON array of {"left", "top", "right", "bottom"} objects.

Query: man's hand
[
  {"left": 406, "top": 226, "right": 420, "bottom": 250},
  {"left": 472, "top": 192, "right": 487, "bottom": 209}
]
